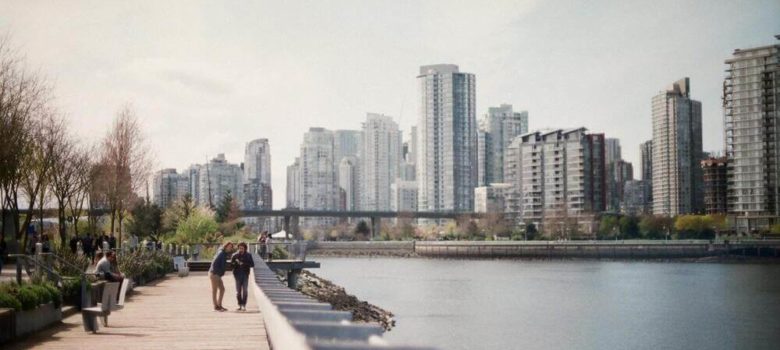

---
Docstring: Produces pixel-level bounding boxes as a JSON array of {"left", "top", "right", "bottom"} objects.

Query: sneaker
[{"left": 218, "top": 306, "right": 228, "bottom": 312}]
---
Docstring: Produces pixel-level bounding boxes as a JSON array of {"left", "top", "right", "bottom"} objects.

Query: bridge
[
  {"left": 13, "top": 208, "right": 490, "bottom": 239},
  {"left": 239, "top": 209, "right": 489, "bottom": 239}
]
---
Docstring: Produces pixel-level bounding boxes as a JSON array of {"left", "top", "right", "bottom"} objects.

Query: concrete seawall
[{"left": 306, "top": 240, "right": 780, "bottom": 260}]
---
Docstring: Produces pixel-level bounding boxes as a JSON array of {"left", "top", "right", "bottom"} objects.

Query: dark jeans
[
  {"left": 234, "top": 273, "right": 249, "bottom": 306},
  {"left": 259, "top": 246, "right": 267, "bottom": 259}
]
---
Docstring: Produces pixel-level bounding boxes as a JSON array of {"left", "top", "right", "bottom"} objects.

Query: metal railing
[
  {"left": 249, "top": 253, "right": 435, "bottom": 350},
  {"left": 9, "top": 246, "right": 95, "bottom": 308}
]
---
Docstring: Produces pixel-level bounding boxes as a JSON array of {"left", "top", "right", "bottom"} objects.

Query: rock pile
[{"left": 292, "top": 270, "right": 395, "bottom": 331}]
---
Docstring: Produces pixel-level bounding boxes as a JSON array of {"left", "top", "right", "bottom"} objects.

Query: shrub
[
  {"left": 29, "top": 285, "right": 52, "bottom": 305},
  {"left": 42, "top": 282, "right": 63, "bottom": 308},
  {"left": 0, "top": 291, "right": 22, "bottom": 311},
  {"left": 16, "top": 286, "right": 40, "bottom": 311},
  {"left": 271, "top": 245, "right": 289, "bottom": 260}
]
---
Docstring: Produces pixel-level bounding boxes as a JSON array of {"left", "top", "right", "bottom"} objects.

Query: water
[{"left": 315, "top": 257, "right": 780, "bottom": 350}]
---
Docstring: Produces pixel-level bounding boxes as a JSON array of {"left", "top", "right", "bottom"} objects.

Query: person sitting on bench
[{"left": 96, "top": 251, "right": 125, "bottom": 282}]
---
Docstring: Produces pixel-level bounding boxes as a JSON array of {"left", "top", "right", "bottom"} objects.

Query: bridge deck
[{"left": 7, "top": 273, "right": 270, "bottom": 350}]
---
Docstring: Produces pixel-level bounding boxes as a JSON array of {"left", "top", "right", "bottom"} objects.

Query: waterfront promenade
[{"left": 7, "top": 273, "right": 270, "bottom": 350}]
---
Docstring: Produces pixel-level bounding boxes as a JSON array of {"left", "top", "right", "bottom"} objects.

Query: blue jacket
[{"left": 209, "top": 248, "right": 228, "bottom": 276}]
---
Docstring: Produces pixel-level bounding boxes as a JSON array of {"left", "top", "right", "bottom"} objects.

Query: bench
[
  {"left": 112, "top": 278, "right": 131, "bottom": 311},
  {"left": 82, "top": 282, "right": 119, "bottom": 333}
]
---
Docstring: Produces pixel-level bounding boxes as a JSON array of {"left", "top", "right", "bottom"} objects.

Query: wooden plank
[{"left": 7, "top": 272, "right": 270, "bottom": 350}]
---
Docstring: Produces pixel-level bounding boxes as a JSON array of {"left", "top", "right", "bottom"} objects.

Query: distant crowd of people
[{"left": 68, "top": 232, "right": 118, "bottom": 258}]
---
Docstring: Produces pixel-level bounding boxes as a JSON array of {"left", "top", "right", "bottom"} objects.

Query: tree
[
  {"left": 480, "top": 213, "right": 510, "bottom": 238},
  {"left": 354, "top": 220, "right": 370, "bottom": 240},
  {"left": 163, "top": 193, "right": 196, "bottom": 232},
  {"left": 675, "top": 215, "right": 715, "bottom": 239},
  {"left": 99, "top": 105, "right": 151, "bottom": 247},
  {"left": 126, "top": 199, "right": 165, "bottom": 243},
  {"left": 173, "top": 207, "right": 219, "bottom": 244},
  {"left": 525, "top": 223, "right": 539, "bottom": 240},
  {"left": 49, "top": 135, "right": 87, "bottom": 244},
  {"left": 215, "top": 191, "right": 238, "bottom": 224},
  {"left": 0, "top": 36, "right": 53, "bottom": 248},
  {"left": 639, "top": 215, "right": 673, "bottom": 239},
  {"left": 619, "top": 216, "right": 640, "bottom": 239},
  {"left": 598, "top": 215, "right": 620, "bottom": 239},
  {"left": 66, "top": 149, "right": 93, "bottom": 238}
]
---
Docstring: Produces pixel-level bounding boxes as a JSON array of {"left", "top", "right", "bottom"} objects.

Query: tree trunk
[
  {"left": 58, "top": 205, "right": 67, "bottom": 245},
  {"left": 110, "top": 210, "right": 116, "bottom": 236}
]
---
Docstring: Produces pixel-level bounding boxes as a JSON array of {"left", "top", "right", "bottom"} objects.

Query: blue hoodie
[{"left": 209, "top": 248, "right": 228, "bottom": 276}]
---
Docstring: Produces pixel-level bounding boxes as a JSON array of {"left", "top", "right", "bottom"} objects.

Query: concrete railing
[{"left": 250, "top": 253, "right": 435, "bottom": 350}]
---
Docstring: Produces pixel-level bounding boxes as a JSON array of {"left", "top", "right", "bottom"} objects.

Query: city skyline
[{"left": 0, "top": 1, "right": 778, "bottom": 209}]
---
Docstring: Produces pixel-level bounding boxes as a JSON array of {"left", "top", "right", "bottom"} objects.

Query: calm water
[{"left": 315, "top": 257, "right": 780, "bottom": 350}]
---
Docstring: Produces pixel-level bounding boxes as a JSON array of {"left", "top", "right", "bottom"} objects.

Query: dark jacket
[
  {"left": 230, "top": 251, "right": 254, "bottom": 276},
  {"left": 209, "top": 248, "right": 228, "bottom": 276}
]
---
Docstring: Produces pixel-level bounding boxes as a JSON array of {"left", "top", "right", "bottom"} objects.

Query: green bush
[
  {"left": 42, "top": 283, "right": 62, "bottom": 308},
  {"left": 28, "top": 285, "right": 52, "bottom": 305},
  {"left": 0, "top": 291, "right": 22, "bottom": 311},
  {"left": 271, "top": 245, "right": 289, "bottom": 260},
  {"left": 16, "top": 286, "right": 40, "bottom": 311}
]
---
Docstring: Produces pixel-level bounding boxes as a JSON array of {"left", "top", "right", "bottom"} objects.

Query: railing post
[
  {"left": 35, "top": 242, "right": 43, "bottom": 280},
  {"left": 80, "top": 276, "right": 88, "bottom": 309},
  {"left": 16, "top": 256, "right": 22, "bottom": 284}
]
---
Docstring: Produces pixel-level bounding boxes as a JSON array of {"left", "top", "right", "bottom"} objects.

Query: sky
[{"left": 1, "top": 0, "right": 778, "bottom": 209}]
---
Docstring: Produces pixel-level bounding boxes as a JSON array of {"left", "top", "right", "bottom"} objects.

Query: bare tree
[
  {"left": 66, "top": 147, "right": 92, "bottom": 238},
  {"left": 19, "top": 114, "right": 63, "bottom": 247},
  {"left": 50, "top": 133, "right": 90, "bottom": 244},
  {"left": 0, "top": 36, "right": 52, "bottom": 249},
  {"left": 100, "top": 105, "right": 151, "bottom": 247}
]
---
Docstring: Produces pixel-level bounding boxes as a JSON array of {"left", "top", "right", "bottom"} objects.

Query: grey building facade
[
  {"left": 651, "top": 78, "right": 704, "bottom": 216},
  {"left": 416, "top": 64, "right": 477, "bottom": 213}
]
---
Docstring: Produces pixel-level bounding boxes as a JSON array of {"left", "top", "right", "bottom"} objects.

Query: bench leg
[{"left": 82, "top": 314, "right": 99, "bottom": 333}]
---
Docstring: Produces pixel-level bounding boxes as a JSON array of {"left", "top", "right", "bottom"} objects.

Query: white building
[
  {"left": 504, "top": 128, "right": 606, "bottom": 229},
  {"left": 338, "top": 156, "right": 360, "bottom": 211},
  {"left": 361, "top": 113, "right": 402, "bottom": 211},
  {"left": 478, "top": 104, "right": 529, "bottom": 186},
  {"left": 417, "top": 64, "right": 477, "bottom": 213},
  {"left": 198, "top": 153, "right": 244, "bottom": 208},
  {"left": 651, "top": 78, "right": 703, "bottom": 216},
  {"left": 152, "top": 168, "right": 189, "bottom": 208},
  {"left": 299, "top": 128, "right": 339, "bottom": 226},
  {"left": 244, "top": 139, "right": 272, "bottom": 209},
  {"left": 391, "top": 180, "right": 418, "bottom": 212},
  {"left": 724, "top": 36, "right": 780, "bottom": 231},
  {"left": 474, "top": 183, "right": 512, "bottom": 213},
  {"left": 286, "top": 157, "right": 301, "bottom": 208}
]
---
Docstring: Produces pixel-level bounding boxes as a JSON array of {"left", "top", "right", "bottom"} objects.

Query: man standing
[
  {"left": 69, "top": 235, "right": 79, "bottom": 254},
  {"left": 108, "top": 233, "right": 117, "bottom": 250},
  {"left": 230, "top": 242, "right": 254, "bottom": 311},
  {"left": 208, "top": 241, "right": 234, "bottom": 312}
]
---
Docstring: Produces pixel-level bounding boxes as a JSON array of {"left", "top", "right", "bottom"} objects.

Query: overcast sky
[{"left": 1, "top": 0, "right": 778, "bottom": 209}]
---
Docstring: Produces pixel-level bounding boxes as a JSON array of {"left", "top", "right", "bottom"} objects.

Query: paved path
[{"left": 8, "top": 272, "right": 270, "bottom": 350}]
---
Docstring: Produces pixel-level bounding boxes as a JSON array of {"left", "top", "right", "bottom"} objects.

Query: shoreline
[
  {"left": 304, "top": 240, "right": 780, "bottom": 262},
  {"left": 308, "top": 251, "right": 780, "bottom": 264}
]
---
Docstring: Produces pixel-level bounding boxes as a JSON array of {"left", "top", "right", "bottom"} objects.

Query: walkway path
[{"left": 7, "top": 272, "right": 270, "bottom": 350}]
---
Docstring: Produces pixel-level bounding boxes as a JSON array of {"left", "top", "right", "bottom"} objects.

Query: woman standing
[
  {"left": 230, "top": 242, "right": 254, "bottom": 311},
  {"left": 209, "top": 241, "right": 234, "bottom": 312}
]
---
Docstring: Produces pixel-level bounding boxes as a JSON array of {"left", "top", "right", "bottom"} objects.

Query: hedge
[{"left": 0, "top": 281, "right": 63, "bottom": 311}]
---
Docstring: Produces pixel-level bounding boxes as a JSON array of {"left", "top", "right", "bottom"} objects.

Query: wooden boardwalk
[{"left": 7, "top": 272, "right": 270, "bottom": 350}]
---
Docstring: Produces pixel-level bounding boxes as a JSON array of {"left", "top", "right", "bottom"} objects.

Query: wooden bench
[{"left": 82, "top": 282, "right": 119, "bottom": 333}]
